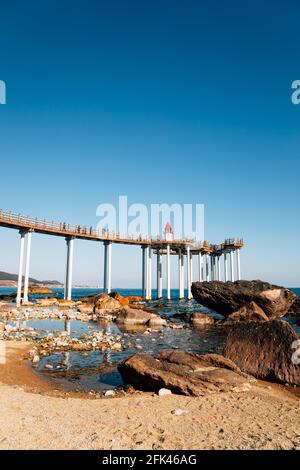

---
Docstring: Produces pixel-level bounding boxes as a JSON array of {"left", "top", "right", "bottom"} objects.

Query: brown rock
[
  {"left": 58, "top": 299, "right": 76, "bottom": 308},
  {"left": 128, "top": 303, "right": 145, "bottom": 310},
  {"left": 287, "top": 298, "right": 300, "bottom": 317},
  {"left": 116, "top": 307, "right": 151, "bottom": 325},
  {"left": 125, "top": 296, "right": 143, "bottom": 303},
  {"left": 35, "top": 298, "right": 59, "bottom": 306},
  {"left": 148, "top": 314, "right": 167, "bottom": 326},
  {"left": 225, "top": 301, "right": 269, "bottom": 323},
  {"left": 118, "top": 350, "right": 252, "bottom": 396},
  {"left": 79, "top": 293, "right": 106, "bottom": 305},
  {"left": 94, "top": 295, "right": 121, "bottom": 315},
  {"left": 77, "top": 305, "right": 94, "bottom": 315},
  {"left": 191, "top": 280, "right": 296, "bottom": 320},
  {"left": 224, "top": 319, "right": 300, "bottom": 385},
  {"left": 190, "top": 313, "right": 215, "bottom": 326},
  {"left": 27, "top": 285, "right": 54, "bottom": 295},
  {"left": 109, "top": 292, "right": 129, "bottom": 306}
]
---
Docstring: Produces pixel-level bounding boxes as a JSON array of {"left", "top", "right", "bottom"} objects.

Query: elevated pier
[{"left": 0, "top": 209, "right": 244, "bottom": 305}]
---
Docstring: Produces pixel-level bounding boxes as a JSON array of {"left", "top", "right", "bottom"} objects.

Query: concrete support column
[
  {"left": 16, "top": 231, "right": 26, "bottom": 307},
  {"left": 206, "top": 254, "right": 210, "bottom": 281},
  {"left": 210, "top": 256, "right": 214, "bottom": 281},
  {"left": 217, "top": 256, "right": 221, "bottom": 281},
  {"left": 147, "top": 248, "right": 152, "bottom": 300},
  {"left": 166, "top": 244, "right": 171, "bottom": 300},
  {"left": 179, "top": 250, "right": 184, "bottom": 299},
  {"left": 224, "top": 252, "right": 228, "bottom": 282},
  {"left": 198, "top": 253, "right": 203, "bottom": 282},
  {"left": 144, "top": 246, "right": 150, "bottom": 300},
  {"left": 187, "top": 245, "right": 192, "bottom": 299},
  {"left": 230, "top": 250, "right": 235, "bottom": 282},
  {"left": 141, "top": 246, "right": 147, "bottom": 298},
  {"left": 236, "top": 249, "right": 241, "bottom": 280},
  {"left": 64, "top": 237, "right": 74, "bottom": 300},
  {"left": 23, "top": 231, "right": 32, "bottom": 303},
  {"left": 156, "top": 251, "right": 163, "bottom": 299},
  {"left": 103, "top": 241, "right": 112, "bottom": 294}
]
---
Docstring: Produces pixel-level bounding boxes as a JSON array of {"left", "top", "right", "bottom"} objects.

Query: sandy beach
[{"left": 0, "top": 341, "right": 299, "bottom": 450}]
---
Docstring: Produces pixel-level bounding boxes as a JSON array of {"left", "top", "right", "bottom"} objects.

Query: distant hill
[{"left": 0, "top": 271, "right": 62, "bottom": 286}]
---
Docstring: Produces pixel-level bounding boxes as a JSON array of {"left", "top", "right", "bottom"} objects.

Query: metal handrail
[{"left": 0, "top": 209, "right": 194, "bottom": 244}]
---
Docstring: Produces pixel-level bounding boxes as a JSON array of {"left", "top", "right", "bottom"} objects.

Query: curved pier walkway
[{"left": 0, "top": 209, "right": 244, "bottom": 306}]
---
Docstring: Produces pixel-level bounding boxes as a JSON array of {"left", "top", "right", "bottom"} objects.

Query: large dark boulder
[
  {"left": 224, "top": 320, "right": 300, "bottom": 385},
  {"left": 191, "top": 280, "right": 296, "bottom": 320},
  {"left": 118, "top": 350, "right": 253, "bottom": 396}
]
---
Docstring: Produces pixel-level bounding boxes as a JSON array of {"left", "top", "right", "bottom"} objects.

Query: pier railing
[{"left": 0, "top": 209, "right": 194, "bottom": 245}]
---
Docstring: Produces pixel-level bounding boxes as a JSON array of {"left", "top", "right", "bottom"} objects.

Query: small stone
[
  {"left": 158, "top": 388, "right": 172, "bottom": 397},
  {"left": 111, "top": 342, "right": 122, "bottom": 351},
  {"left": 45, "top": 364, "right": 53, "bottom": 370},
  {"left": 32, "top": 355, "right": 40, "bottom": 364},
  {"left": 104, "top": 390, "right": 115, "bottom": 397},
  {"left": 4, "top": 324, "right": 14, "bottom": 333},
  {"left": 233, "top": 383, "right": 252, "bottom": 392},
  {"left": 171, "top": 408, "right": 188, "bottom": 416}
]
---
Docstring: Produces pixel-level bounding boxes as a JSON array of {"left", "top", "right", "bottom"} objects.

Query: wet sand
[{"left": 0, "top": 341, "right": 299, "bottom": 450}]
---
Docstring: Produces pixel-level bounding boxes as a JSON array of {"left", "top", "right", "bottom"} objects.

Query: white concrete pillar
[
  {"left": 64, "top": 237, "right": 74, "bottom": 300},
  {"left": 224, "top": 252, "right": 228, "bottom": 282},
  {"left": 166, "top": 244, "right": 171, "bottom": 300},
  {"left": 206, "top": 254, "right": 210, "bottom": 281},
  {"left": 230, "top": 250, "right": 235, "bottom": 282},
  {"left": 103, "top": 241, "right": 112, "bottom": 294},
  {"left": 141, "top": 246, "right": 146, "bottom": 298},
  {"left": 179, "top": 250, "right": 184, "bottom": 299},
  {"left": 236, "top": 249, "right": 241, "bottom": 280},
  {"left": 187, "top": 245, "right": 192, "bottom": 299},
  {"left": 147, "top": 248, "right": 152, "bottom": 300},
  {"left": 23, "top": 231, "right": 32, "bottom": 304},
  {"left": 16, "top": 231, "right": 26, "bottom": 307},
  {"left": 107, "top": 242, "right": 112, "bottom": 293},
  {"left": 178, "top": 249, "right": 182, "bottom": 298},
  {"left": 157, "top": 251, "right": 163, "bottom": 299},
  {"left": 198, "top": 253, "right": 203, "bottom": 282},
  {"left": 217, "top": 256, "right": 221, "bottom": 281},
  {"left": 210, "top": 256, "right": 214, "bottom": 281},
  {"left": 144, "top": 246, "right": 150, "bottom": 300}
]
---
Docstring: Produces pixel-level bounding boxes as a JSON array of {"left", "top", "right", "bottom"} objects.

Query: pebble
[
  {"left": 171, "top": 408, "right": 188, "bottom": 416},
  {"left": 32, "top": 355, "right": 40, "bottom": 364},
  {"left": 111, "top": 342, "right": 122, "bottom": 351},
  {"left": 45, "top": 364, "right": 54, "bottom": 369},
  {"left": 158, "top": 388, "right": 172, "bottom": 397},
  {"left": 104, "top": 390, "right": 116, "bottom": 397}
]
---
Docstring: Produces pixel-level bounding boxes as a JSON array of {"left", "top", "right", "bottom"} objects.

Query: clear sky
[{"left": 0, "top": 0, "right": 299, "bottom": 287}]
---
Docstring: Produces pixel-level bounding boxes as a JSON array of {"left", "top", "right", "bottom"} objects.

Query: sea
[{"left": 0, "top": 286, "right": 299, "bottom": 392}]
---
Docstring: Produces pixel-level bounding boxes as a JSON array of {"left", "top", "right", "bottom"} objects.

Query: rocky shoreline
[{"left": 0, "top": 281, "right": 299, "bottom": 398}]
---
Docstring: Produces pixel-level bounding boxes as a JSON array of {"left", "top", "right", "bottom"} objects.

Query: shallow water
[
  {"left": 1, "top": 286, "right": 299, "bottom": 392},
  {"left": 24, "top": 299, "right": 227, "bottom": 392}
]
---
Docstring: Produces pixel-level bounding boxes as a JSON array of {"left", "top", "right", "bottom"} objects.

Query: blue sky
[{"left": 0, "top": 0, "right": 299, "bottom": 287}]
